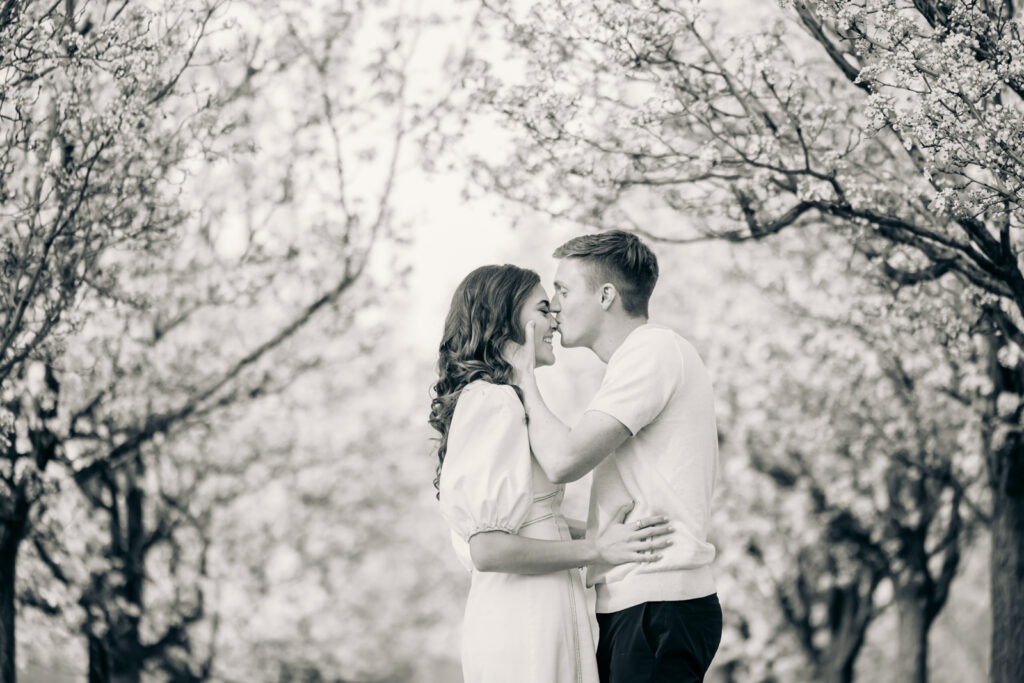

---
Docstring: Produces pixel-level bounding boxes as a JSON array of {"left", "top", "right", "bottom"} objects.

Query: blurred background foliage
[{"left": 3, "top": 1, "right": 1018, "bottom": 682}]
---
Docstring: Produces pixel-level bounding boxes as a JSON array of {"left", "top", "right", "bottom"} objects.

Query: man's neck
[{"left": 591, "top": 316, "right": 647, "bottom": 363}]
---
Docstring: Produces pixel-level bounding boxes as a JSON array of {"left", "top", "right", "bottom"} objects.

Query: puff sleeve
[{"left": 439, "top": 382, "right": 534, "bottom": 542}]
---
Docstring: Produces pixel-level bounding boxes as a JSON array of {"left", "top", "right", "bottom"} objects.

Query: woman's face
[{"left": 519, "top": 283, "right": 558, "bottom": 367}]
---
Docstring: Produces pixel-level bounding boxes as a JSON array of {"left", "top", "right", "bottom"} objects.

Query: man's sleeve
[{"left": 586, "top": 330, "right": 681, "bottom": 435}]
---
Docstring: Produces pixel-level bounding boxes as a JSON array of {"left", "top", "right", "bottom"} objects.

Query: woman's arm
[
  {"left": 470, "top": 533, "right": 597, "bottom": 574},
  {"left": 469, "top": 507, "right": 673, "bottom": 575}
]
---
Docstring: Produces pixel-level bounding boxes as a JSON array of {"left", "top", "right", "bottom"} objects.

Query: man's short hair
[{"left": 553, "top": 230, "right": 659, "bottom": 317}]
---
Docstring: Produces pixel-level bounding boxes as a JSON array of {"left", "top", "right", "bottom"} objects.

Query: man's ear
[{"left": 599, "top": 284, "right": 617, "bottom": 311}]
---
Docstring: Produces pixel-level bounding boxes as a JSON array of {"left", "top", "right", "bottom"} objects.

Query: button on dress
[{"left": 439, "top": 381, "right": 599, "bottom": 683}]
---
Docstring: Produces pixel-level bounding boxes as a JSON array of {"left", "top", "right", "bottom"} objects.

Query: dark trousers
[{"left": 596, "top": 594, "right": 722, "bottom": 683}]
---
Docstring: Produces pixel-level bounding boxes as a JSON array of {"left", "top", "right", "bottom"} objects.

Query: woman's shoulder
[
  {"left": 447, "top": 381, "right": 527, "bottom": 448},
  {"left": 459, "top": 379, "right": 521, "bottom": 408},
  {"left": 453, "top": 381, "right": 525, "bottom": 422}
]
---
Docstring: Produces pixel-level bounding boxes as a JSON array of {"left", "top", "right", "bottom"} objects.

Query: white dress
[{"left": 439, "top": 381, "right": 600, "bottom": 683}]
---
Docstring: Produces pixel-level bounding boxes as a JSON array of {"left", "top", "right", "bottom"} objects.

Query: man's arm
[
  {"left": 507, "top": 321, "right": 631, "bottom": 483},
  {"left": 517, "top": 374, "right": 630, "bottom": 483}
]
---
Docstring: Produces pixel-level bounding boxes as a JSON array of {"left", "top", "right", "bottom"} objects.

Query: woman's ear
[{"left": 599, "top": 284, "right": 617, "bottom": 310}]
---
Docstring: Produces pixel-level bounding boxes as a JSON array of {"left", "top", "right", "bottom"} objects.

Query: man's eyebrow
[{"left": 553, "top": 281, "right": 567, "bottom": 290}]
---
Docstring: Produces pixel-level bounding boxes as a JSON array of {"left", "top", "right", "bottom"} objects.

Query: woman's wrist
[
  {"left": 581, "top": 539, "right": 600, "bottom": 566},
  {"left": 515, "top": 369, "right": 539, "bottom": 394}
]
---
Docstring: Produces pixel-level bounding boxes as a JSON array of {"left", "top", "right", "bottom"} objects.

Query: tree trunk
[
  {"left": 88, "top": 633, "right": 110, "bottom": 683},
  {"left": 895, "top": 586, "right": 929, "bottom": 683},
  {"left": 0, "top": 486, "right": 29, "bottom": 683},
  {"left": 112, "top": 465, "right": 144, "bottom": 683},
  {"left": 88, "top": 460, "right": 146, "bottom": 683},
  {"left": 0, "top": 531, "right": 19, "bottom": 683},
  {"left": 823, "top": 578, "right": 874, "bottom": 683},
  {"left": 88, "top": 627, "right": 143, "bottom": 683},
  {"left": 816, "top": 659, "right": 855, "bottom": 683},
  {"left": 990, "top": 435, "right": 1024, "bottom": 683}
]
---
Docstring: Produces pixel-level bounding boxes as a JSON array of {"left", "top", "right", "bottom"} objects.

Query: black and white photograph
[{"left": 2, "top": 1, "right": 1021, "bottom": 681}]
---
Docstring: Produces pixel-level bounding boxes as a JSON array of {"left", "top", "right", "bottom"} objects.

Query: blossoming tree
[
  {"left": 4, "top": 0, "right": 457, "bottom": 679},
  {"left": 471, "top": 0, "right": 1022, "bottom": 679},
  {"left": 1, "top": 1, "right": 228, "bottom": 678},
  {"left": 705, "top": 233, "right": 986, "bottom": 682}
]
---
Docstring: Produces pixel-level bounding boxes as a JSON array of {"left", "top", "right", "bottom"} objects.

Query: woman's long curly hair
[{"left": 429, "top": 264, "right": 540, "bottom": 497}]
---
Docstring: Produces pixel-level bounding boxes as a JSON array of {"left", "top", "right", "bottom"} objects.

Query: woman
[{"left": 429, "top": 264, "right": 672, "bottom": 683}]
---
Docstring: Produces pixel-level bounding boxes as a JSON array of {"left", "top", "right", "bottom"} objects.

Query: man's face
[{"left": 551, "top": 258, "right": 603, "bottom": 349}]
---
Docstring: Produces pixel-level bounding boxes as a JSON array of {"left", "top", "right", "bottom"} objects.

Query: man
[{"left": 509, "top": 230, "right": 722, "bottom": 683}]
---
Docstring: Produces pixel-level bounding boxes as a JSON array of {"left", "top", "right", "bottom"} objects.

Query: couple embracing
[{"left": 429, "top": 231, "right": 722, "bottom": 683}]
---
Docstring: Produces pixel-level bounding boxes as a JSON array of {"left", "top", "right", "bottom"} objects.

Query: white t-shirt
[{"left": 585, "top": 324, "right": 718, "bottom": 613}]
